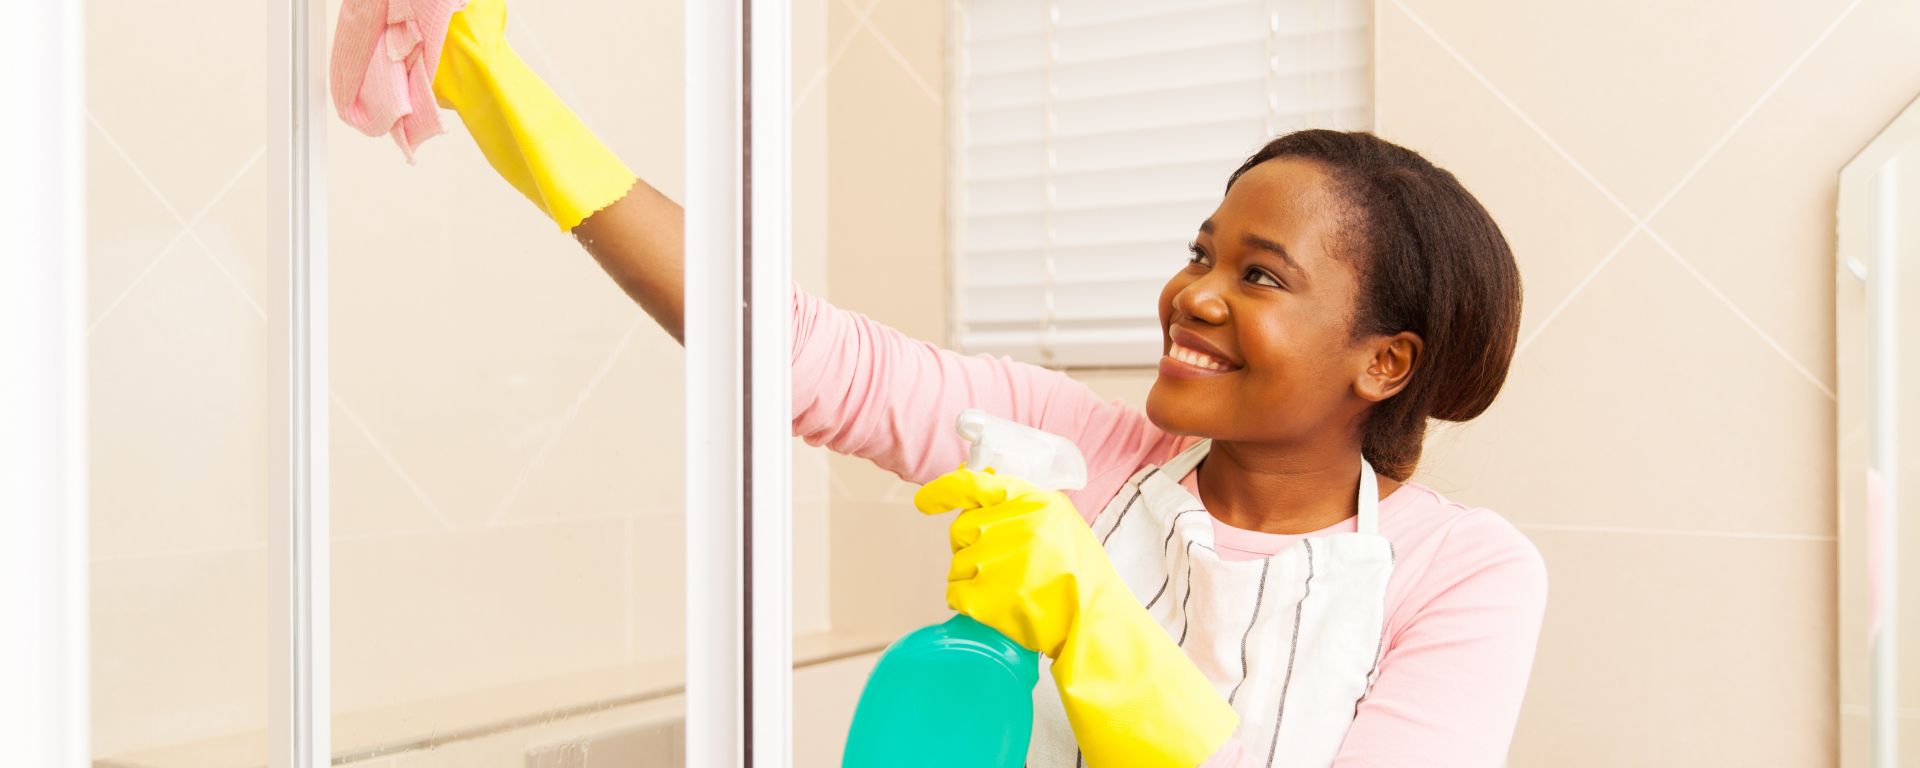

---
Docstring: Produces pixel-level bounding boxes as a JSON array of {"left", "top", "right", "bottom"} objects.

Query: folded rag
[{"left": 330, "top": 0, "right": 468, "bottom": 161}]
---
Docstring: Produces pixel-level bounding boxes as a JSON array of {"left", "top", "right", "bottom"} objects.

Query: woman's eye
[
  {"left": 1186, "top": 244, "right": 1210, "bottom": 266},
  {"left": 1244, "top": 267, "right": 1283, "bottom": 289}
]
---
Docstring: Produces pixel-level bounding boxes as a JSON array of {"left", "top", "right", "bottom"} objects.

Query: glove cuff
[{"left": 1052, "top": 589, "right": 1238, "bottom": 767}]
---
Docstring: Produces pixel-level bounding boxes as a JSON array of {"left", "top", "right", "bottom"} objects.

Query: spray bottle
[{"left": 840, "top": 409, "right": 1088, "bottom": 768}]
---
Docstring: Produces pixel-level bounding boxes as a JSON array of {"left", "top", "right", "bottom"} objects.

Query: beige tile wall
[
  {"left": 1381, "top": 1, "right": 1920, "bottom": 764},
  {"left": 85, "top": 0, "right": 284, "bottom": 754},
  {"left": 820, "top": 0, "right": 960, "bottom": 636},
  {"left": 821, "top": 0, "right": 1920, "bottom": 765}
]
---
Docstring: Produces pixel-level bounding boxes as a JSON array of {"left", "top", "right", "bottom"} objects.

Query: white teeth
[{"left": 1169, "top": 342, "right": 1231, "bottom": 371}]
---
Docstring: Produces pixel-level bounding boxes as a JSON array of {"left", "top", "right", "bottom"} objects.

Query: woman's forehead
[{"left": 1206, "top": 158, "right": 1346, "bottom": 254}]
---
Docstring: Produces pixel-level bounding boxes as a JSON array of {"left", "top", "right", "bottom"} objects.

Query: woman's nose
[{"left": 1174, "top": 276, "right": 1230, "bottom": 325}]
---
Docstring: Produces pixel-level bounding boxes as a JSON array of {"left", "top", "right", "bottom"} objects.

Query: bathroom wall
[
  {"left": 1374, "top": 2, "right": 1920, "bottom": 764},
  {"left": 86, "top": 0, "right": 840, "bottom": 761},
  {"left": 819, "top": 0, "right": 959, "bottom": 636},
  {"left": 824, "top": 0, "right": 1920, "bottom": 765}
]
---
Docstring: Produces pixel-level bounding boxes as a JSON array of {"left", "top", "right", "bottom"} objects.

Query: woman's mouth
[{"left": 1159, "top": 340, "right": 1242, "bottom": 379}]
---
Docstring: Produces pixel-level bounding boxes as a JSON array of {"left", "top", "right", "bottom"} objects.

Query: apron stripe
[
  {"left": 1264, "top": 539, "right": 1316, "bottom": 768},
  {"left": 1174, "top": 540, "right": 1212, "bottom": 647},
  {"left": 1030, "top": 443, "right": 1395, "bottom": 768},
  {"left": 1226, "top": 558, "right": 1273, "bottom": 706},
  {"left": 1144, "top": 577, "right": 1170, "bottom": 611},
  {"left": 1142, "top": 509, "right": 1205, "bottom": 611},
  {"left": 1098, "top": 467, "right": 1161, "bottom": 547}
]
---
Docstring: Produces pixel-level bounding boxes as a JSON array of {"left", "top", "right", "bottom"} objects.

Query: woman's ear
[{"left": 1355, "top": 331, "right": 1422, "bottom": 404}]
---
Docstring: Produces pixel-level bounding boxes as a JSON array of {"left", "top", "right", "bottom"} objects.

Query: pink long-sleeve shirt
[{"left": 790, "top": 284, "right": 1549, "bottom": 767}]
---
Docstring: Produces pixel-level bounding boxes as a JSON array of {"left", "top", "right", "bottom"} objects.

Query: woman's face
[{"left": 1145, "top": 157, "right": 1377, "bottom": 443}]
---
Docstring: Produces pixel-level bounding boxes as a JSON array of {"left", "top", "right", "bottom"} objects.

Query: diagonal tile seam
[
  {"left": 486, "top": 312, "right": 650, "bottom": 526},
  {"left": 842, "top": 0, "right": 943, "bottom": 106},
  {"left": 334, "top": 394, "right": 456, "bottom": 528},
  {"left": 1387, "top": 0, "right": 1638, "bottom": 224},
  {"left": 88, "top": 111, "right": 459, "bottom": 532},
  {"left": 507, "top": 9, "right": 608, "bottom": 139},
  {"left": 513, "top": 1, "right": 855, "bottom": 153},
  {"left": 796, "top": 0, "right": 884, "bottom": 109},
  {"left": 85, "top": 113, "right": 267, "bottom": 335},
  {"left": 1646, "top": 228, "right": 1838, "bottom": 399},
  {"left": 1391, "top": 0, "right": 1854, "bottom": 401},
  {"left": 1513, "top": 226, "right": 1638, "bottom": 355}
]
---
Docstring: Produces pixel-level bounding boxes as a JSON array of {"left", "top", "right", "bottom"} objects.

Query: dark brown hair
[{"left": 1225, "top": 130, "right": 1522, "bottom": 480}]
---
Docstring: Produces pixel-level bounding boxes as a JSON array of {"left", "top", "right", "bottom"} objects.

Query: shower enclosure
[{"left": 7, "top": 0, "right": 954, "bottom": 764}]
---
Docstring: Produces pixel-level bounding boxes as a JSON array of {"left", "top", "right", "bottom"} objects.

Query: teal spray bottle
[{"left": 840, "top": 409, "right": 1088, "bottom": 768}]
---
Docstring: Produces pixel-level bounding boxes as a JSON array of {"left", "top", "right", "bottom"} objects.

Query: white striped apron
[{"left": 1027, "top": 439, "right": 1395, "bottom": 767}]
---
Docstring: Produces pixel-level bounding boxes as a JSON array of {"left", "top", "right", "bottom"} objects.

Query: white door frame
[
  {"left": 269, "top": 0, "right": 331, "bottom": 765},
  {"left": 686, "top": 0, "right": 796, "bottom": 765},
  {"left": 0, "top": 1, "right": 88, "bottom": 764}
]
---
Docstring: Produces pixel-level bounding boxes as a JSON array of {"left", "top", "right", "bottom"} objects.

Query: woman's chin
[{"left": 1144, "top": 382, "right": 1208, "bottom": 436}]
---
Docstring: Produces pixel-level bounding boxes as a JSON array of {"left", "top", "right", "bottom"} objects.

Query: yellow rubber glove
[
  {"left": 914, "top": 467, "right": 1238, "bottom": 768},
  {"left": 431, "top": 0, "right": 636, "bottom": 230}
]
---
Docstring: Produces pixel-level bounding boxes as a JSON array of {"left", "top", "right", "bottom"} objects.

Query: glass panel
[
  {"left": 324, "top": 0, "right": 685, "bottom": 763},
  {"left": 85, "top": 0, "right": 285, "bottom": 762},
  {"left": 792, "top": 0, "right": 961, "bottom": 764}
]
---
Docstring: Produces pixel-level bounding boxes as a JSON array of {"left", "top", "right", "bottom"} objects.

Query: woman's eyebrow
[
  {"left": 1241, "top": 233, "right": 1305, "bottom": 276},
  {"left": 1198, "top": 219, "right": 1306, "bottom": 278}
]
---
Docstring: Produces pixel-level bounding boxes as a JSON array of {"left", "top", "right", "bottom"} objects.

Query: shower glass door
[
  {"left": 323, "top": 0, "right": 690, "bottom": 762},
  {"left": 83, "top": 0, "right": 287, "bottom": 762}
]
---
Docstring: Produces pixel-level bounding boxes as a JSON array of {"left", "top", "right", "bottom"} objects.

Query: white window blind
[{"left": 948, "top": 0, "right": 1372, "bottom": 367}]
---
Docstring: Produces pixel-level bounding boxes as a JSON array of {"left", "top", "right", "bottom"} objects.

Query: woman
[{"left": 424, "top": 1, "right": 1548, "bottom": 765}]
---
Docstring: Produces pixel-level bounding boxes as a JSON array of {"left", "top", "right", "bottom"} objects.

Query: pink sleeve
[
  {"left": 1201, "top": 512, "right": 1547, "bottom": 768},
  {"left": 788, "top": 283, "right": 1172, "bottom": 514},
  {"left": 1329, "top": 513, "right": 1549, "bottom": 767}
]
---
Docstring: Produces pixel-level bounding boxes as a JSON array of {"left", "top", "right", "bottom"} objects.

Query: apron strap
[{"left": 1356, "top": 458, "right": 1380, "bottom": 535}]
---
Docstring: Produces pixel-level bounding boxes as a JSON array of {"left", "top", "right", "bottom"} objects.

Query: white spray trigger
[{"left": 954, "top": 408, "right": 1088, "bottom": 492}]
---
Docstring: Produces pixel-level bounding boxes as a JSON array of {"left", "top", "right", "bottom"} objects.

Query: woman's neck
[{"left": 1194, "top": 438, "right": 1403, "bottom": 535}]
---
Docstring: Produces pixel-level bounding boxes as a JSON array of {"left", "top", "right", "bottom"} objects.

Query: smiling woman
[
  {"left": 552, "top": 125, "right": 1547, "bottom": 766},
  {"left": 376, "top": 0, "right": 1549, "bottom": 757},
  {"left": 1154, "top": 132, "right": 1523, "bottom": 485}
]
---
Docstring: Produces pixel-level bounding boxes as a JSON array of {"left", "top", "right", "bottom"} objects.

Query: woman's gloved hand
[
  {"left": 431, "top": 0, "right": 636, "bottom": 230},
  {"left": 914, "top": 467, "right": 1239, "bottom": 768}
]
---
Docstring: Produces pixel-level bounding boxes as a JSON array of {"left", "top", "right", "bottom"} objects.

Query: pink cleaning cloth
[{"left": 330, "top": 0, "right": 469, "bottom": 162}]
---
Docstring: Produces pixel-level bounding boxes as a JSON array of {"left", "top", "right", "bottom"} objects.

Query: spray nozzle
[{"left": 954, "top": 408, "right": 1088, "bottom": 492}]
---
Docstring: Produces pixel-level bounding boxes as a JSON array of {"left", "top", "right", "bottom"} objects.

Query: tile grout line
[
  {"left": 86, "top": 109, "right": 191, "bottom": 222},
  {"left": 1635, "top": 0, "right": 1864, "bottom": 225},
  {"left": 89, "top": 511, "right": 664, "bottom": 565},
  {"left": 1388, "top": 0, "right": 1640, "bottom": 224},
  {"left": 1396, "top": 0, "right": 1851, "bottom": 395},
  {"left": 1646, "top": 228, "right": 1838, "bottom": 400},
  {"left": 796, "top": 0, "right": 886, "bottom": 109},
  {"left": 1513, "top": 224, "right": 1640, "bottom": 356},
  {"left": 486, "top": 313, "right": 650, "bottom": 525},
  {"left": 1515, "top": 522, "right": 1835, "bottom": 543},
  {"left": 86, "top": 232, "right": 190, "bottom": 337},
  {"left": 859, "top": 16, "right": 943, "bottom": 105},
  {"left": 333, "top": 394, "right": 456, "bottom": 528},
  {"left": 508, "top": 10, "right": 607, "bottom": 138},
  {"left": 85, "top": 117, "right": 267, "bottom": 334},
  {"left": 89, "top": 124, "right": 459, "bottom": 525}
]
